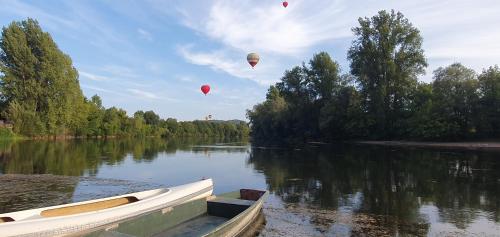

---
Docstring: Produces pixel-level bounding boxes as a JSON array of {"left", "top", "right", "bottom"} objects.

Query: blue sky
[{"left": 1, "top": 0, "right": 499, "bottom": 121}]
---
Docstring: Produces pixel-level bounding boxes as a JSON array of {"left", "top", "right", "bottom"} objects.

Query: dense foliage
[
  {"left": 0, "top": 19, "right": 249, "bottom": 138},
  {"left": 248, "top": 10, "right": 500, "bottom": 143}
]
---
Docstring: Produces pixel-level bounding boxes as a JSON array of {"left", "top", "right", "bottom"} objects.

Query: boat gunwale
[{"left": 0, "top": 188, "right": 170, "bottom": 222}]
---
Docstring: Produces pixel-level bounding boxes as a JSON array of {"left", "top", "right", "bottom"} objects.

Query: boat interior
[
  {"left": 84, "top": 189, "right": 266, "bottom": 237},
  {"left": 0, "top": 196, "right": 140, "bottom": 222},
  {"left": 41, "top": 196, "right": 139, "bottom": 218}
]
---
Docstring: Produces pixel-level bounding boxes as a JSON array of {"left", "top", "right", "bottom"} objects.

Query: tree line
[
  {"left": 248, "top": 10, "right": 500, "bottom": 143},
  {"left": 0, "top": 18, "right": 249, "bottom": 138}
]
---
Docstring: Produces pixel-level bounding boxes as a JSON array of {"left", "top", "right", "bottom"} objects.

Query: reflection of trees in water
[
  {"left": 248, "top": 145, "right": 500, "bottom": 231},
  {"left": 428, "top": 152, "right": 500, "bottom": 226},
  {"left": 0, "top": 137, "right": 247, "bottom": 176}
]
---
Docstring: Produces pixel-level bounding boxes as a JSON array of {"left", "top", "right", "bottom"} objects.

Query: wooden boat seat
[
  {"left": 207, "top": 197, "right": 255, "bottom": 219},
  {"left": 40, "top": 196, "right": 139, "bottom": 218}
]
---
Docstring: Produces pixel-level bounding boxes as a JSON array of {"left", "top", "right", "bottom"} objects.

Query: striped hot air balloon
[{"left": 247, "top": 53, "right": 260, "bottom": 68}]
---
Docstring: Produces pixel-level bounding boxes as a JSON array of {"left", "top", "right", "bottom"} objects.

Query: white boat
[{"left": 0, "top": 179, "right": 213, "bottom": 237}]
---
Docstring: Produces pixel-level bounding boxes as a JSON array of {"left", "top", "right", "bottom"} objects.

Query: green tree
[
  {"left": 103, "top": 107, "right": 122, "bottom": 136},
  {"left": 432, "top": 63, "right": 479, "bottom": 138},
  {"left": 143, "top": 110, "right": 160, "bottom": 126},
  {"left": 477, "top": 66, "right": 500, "bottom": 137},
  {"left": 0, "top": 18, "right": 87, "bottom": 136},
  {"left": 348, "top": 10, "right": 427, "bottom": 138},
  {"left": 250, "top": 52, "right": 344, "bottom": 142},
  {"left": 280, "top": 53, "right": 343, "bottom": 141},
  {"left": 406, "top": 82, "right": 447, "bottom": 139},
  {"left": 134, "top": 110, "right": 144, "bottom": 119},
  {"left": 305, "top": 52, "right": 341, "bottom": 102},
  {"left": 165, "top": 118, "right": 178, "bottom": 137},
  {"left": 276, "top": 66, "right": 310, "bottom": 107},
  {"left": 247, "top": 86, "right": 288, "bottom": 141},
  {"left": 132, "top": 110, "right": 146, "bottom": 136},
  {"left": 86, "top": 95, "right": 104, "bottom": 137},
  {"left": 236, "top": 122, "right": 250, "bottom": 137},
  {"left": 319, "top": 85, "right": 366, "bottom": 139}
]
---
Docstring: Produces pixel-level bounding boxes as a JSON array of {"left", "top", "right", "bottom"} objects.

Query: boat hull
[{"left": 0, "top": 179, "right": 213, "bottom": 237}]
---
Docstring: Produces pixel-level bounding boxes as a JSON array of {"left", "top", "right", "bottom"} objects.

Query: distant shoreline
[{"left": 355, "top": 141, "right": 500, "bottom": 151}]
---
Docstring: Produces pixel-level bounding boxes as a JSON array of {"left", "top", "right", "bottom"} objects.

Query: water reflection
[
  {"left": 248, "top": 144, "right": 500, "bottom": 235},
  {"left": 0, "top": 137, "right": 248, "bottom": 176}
]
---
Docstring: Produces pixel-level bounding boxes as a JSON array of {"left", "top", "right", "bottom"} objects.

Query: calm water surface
[{"left": 0, "top": 138, "right": 499, "bottom": 236}]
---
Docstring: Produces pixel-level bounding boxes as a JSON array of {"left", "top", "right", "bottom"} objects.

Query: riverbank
[{"left": 355, "top": 140, "right": 500, "bottom": 151}]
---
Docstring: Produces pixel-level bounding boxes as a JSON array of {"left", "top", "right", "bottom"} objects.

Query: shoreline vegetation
[
  {"left": 248, "top": 10, "right": 500, "bottom": 145},
  {"left": 0, "top": 19, "right": 249, "bottom": 140}
]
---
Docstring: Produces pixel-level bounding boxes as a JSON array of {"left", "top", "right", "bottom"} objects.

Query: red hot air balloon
[
  {"left": 201, "top": 85, "right": 210, "bottom": 95},
  {"left": 282, "top": 1, "right": 288, "bottom": 8}
]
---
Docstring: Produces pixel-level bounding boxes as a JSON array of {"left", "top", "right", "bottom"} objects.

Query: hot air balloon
[
  {"left": 247, "top": 53, "right": 259, "bottom": 68},
  {"left": 282, "top": 1, "right": 288, "bottom": 8},
  {"left": 201, "top": 85, "right": 210, "bottom": 95}
]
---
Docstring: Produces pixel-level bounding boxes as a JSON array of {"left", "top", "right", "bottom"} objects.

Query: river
[{"left": 0, "top": 138, "right": 499, "bottom": 236}]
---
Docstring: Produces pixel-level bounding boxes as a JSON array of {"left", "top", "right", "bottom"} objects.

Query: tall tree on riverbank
[
  {"left": 0, "top": 18, "right": 86, "bottom": 136},
  {"left": 348, "top": 10, "right": 427, "bottom": 138}
]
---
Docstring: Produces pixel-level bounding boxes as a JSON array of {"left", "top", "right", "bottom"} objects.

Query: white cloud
[
  {"left": 100, "top": 65, "right": 140, "bottom": 79},
  {"left": 79, "top": 71, "right": 110, "bottom": 81},
  {"left": 137, "top": 28, "right": 153, "bottom": 41},
  {"left": 0, "top": 0, "right": 77, "bottom": 31},
  {"left": 175, "top": 75, "right": 194, "bottom": 82},
  {"left": 126, "top": 88, "right": 180, "bottom": 101},
  {"left": 127, "top": 88, "right": 160, "bottom": 99},
  {"left": 178, "top": 45, "right": 246, "bottom": 78},
  {"left": 147, "top": 62, "right": 164, "bottom": 73},
  {"left": 177, "top": 45, "right": 280, "bottom": 85},
  {"left": 180, "top": 0, "right": 349, "bottom": 56},
  {"left": 81, "top": 84, "right": 125, "bottom": 96},
  {"left": 175, "top": 0, "right": 500, "bottom": 83}
]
